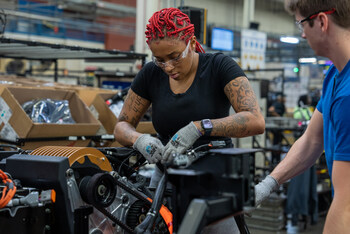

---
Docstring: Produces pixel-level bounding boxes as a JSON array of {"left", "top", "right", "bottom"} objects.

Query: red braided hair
[{"left": 145, "top": 8, "right": 205, "bottom": 53}]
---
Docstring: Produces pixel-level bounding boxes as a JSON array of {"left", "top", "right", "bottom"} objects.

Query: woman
[
  {"left": 114, "top": 7, "right": 264, "bottom": 233},
  {"left": 114, "top": 7, "right": 264, "bottom": 167}
]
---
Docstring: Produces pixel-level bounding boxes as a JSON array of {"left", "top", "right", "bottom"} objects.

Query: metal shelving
[{"left": 0, "top": 37, "right": 147, "bottom": 82}]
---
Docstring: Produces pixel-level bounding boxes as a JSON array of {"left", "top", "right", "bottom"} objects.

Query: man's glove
[
  {"left": 162, "top": 122, "right": 201, "bottom": 164},
  {"left": 254, "top": 175, "right": 279, "bottom": 207},
  {"left": 133, "top": 134, "right": 164, "bottom": 164}
]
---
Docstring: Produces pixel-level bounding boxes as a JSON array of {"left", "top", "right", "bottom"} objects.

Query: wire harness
[{"left": 0, "top": 169, "right": 16, "bottom": 208}]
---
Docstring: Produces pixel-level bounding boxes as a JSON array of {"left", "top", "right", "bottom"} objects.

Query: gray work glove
[
  {"left": 162, "top": 122, "right": 201, "bottom": 164},
  {"left": 254, "top": 175, "right": 279, "bottom": 207},
  {"left": 133, "top": 134, "right": 164, "bottom": 164}
]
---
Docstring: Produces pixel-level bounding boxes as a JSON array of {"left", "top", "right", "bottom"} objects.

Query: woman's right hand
[{"left": 133, "top": 134, "right": 164, "bottom": 163}]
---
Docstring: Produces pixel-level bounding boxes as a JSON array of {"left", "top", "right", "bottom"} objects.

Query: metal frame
[{"left": 0, "top": 37, "right": 147, "bottom": 82}]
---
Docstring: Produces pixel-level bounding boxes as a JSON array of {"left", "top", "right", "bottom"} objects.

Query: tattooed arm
[
  {"left": 113, "top": 89, "right": 151, "bottom": 146},
  {"left": 193, "top": 76, "right": 265, "bottom": 137}
]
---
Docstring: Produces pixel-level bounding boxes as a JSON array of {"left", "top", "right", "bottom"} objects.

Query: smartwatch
[{"left": 201, "top": 119, "right": 213, "bottom": 136}]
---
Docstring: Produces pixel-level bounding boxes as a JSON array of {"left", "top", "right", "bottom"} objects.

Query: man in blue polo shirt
[{"left": 255, "top": 1, "right": 350, "bottom": 233}]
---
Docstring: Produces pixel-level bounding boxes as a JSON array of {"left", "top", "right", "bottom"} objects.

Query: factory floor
[{"left": 248, "top": 215, "right": 326, "bottom": 234}]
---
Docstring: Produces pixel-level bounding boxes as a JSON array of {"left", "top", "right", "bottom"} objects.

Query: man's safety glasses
[{"left": 295, "top": 8, "right": 336, "bottom": 33}]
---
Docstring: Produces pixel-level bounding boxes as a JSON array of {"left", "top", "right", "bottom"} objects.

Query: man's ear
[{"left": 318, "top": 12, "right": 330, "bottom": 32}]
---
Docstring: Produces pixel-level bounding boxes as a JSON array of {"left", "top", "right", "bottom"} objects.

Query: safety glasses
[
  {"left": 152, "top": 40, "right": 191, "bottom": 68},
  {"left": 295, "top": 8, "right": 336, "bottom": 33}
]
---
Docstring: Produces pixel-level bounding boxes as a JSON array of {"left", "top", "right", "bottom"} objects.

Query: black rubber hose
[{"left": 134, "top": 163, "right": 167, "bottom": 234}]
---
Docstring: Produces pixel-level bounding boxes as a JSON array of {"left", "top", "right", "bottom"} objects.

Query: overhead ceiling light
[
  {"left": 299, "top": 57, "right": 317, "bottom": 63},
  {"left": 280, "top": 36, "right": 299, "bottom": 44}
]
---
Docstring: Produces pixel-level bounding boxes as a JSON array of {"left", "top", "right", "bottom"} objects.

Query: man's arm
[
  {"left": 323, "top": 161, "right": 350, "bottom": 233},
  {"left": 270, "top": 109, "right": 324, "bottom": 184}
]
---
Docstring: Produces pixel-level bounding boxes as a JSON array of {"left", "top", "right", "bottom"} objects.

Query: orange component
[
  {"left": 147, "top": 197, "right": 173, "bottom": 234},
  {"left": 30, "top": 146, "right": 113, "bottom": 172},
  {"left": 51, "top": 189, "right": 56, "bottom": 203},
  {"left": 0, "top": 169, "right": 16, "bottom": 208}
]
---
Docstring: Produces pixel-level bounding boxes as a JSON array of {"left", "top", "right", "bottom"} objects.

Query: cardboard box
[
  {"left": 90, "top": 93, "right": 156, "bottom": 135},
  {"left": 137, "top": 121, "right": 157, "bottom": 135},
  {"left": 0, "top": 76, "right": 118, "bottom": 104},
  {"left": 72, "top": 86, "right": 116, "bottom": 107},
  {"left": 88, "top": 92, "right": 156, "bottom": 146},
  {"left": 0, "top": 75, "right": 57, "bottom": 88},
  {"left": 0, "top": 86, "right": 101, "bottom": 149},
  {"left": 90, "top": 92, "right": 117, "bottom": 135}
]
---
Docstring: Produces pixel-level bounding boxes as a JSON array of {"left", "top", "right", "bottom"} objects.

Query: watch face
[{"left": 202, "top": 119, "right": 213, "bottom": 128}]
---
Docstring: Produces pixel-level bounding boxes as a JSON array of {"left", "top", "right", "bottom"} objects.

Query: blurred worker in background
[
  {"left": 293, "top": 94, "right": 312, "bottom": 121},
  {"left": 268, "top": 93, "right": 286, "bottom": 117},
  {"left": 114, "top": 7, "right": 265, "bottom": 233},
  {"left": 292, "top": 94, "right": 313, "bottom": 139},
  {"left": 255, "top": 0, "right": 350, "bottom": 233}
]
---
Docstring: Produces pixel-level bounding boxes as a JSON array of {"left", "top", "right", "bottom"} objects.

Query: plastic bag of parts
[
  {"left": 22, "top": 99, "right": 76, "bottom": 124},
  {"left": 109, "top": 102, "right": 124, "bottom": 118}
]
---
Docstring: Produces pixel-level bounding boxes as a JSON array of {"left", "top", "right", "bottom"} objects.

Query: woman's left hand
[{"left": 162, "top": 122, "right": 201, "bottom": 164}]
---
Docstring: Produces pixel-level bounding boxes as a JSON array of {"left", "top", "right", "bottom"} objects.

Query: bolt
[
  {"left": 109, "top": 171, "right": 118, "bottom": 179},
  {"left": 121, "top": 195, "right": 129, "bottom": 204},
  {"left": 66, "top": 169, "right": 74, "bottom": 177},
  {"left": 98, "top": 185, "right": 107, "bottom": 195}
]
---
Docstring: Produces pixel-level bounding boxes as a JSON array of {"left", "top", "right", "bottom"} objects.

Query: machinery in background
[{"left": 0, "top": 144, "right": 258, "bottom": 234}]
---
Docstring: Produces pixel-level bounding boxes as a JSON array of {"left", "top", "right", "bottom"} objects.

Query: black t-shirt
[{"left": 131, "top": 53, "right": 246, "bottom": 144}]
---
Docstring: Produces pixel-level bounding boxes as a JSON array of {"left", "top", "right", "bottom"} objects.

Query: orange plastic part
[
  {"left": 30, "top": 146, "right": 113, "bottom": 172},
  {"left": 51, "top": 189, "right": 56, "bottom": 203},
  {"left": 147, "top": 197, "right": 173, "bottom": 234}
]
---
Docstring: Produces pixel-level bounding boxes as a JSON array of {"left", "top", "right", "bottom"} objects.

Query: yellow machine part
[{"left": 30, "top": 146, "right": 113, "bottom": 172}]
